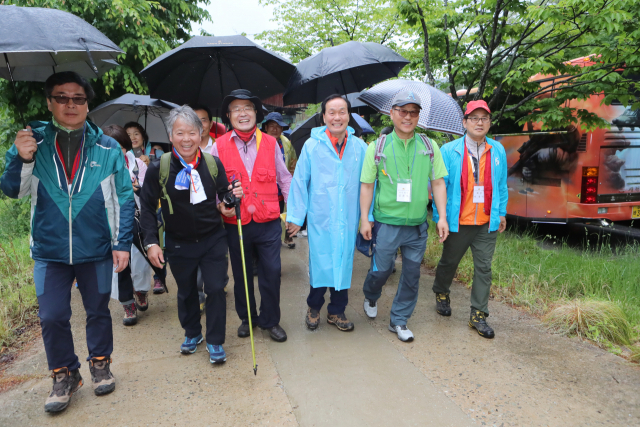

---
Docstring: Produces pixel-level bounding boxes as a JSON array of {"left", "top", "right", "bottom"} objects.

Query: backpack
[
  {"left": 159, "top": 152, "right": 218, "bottom": 215},
  {"left": 373, "top": 133, "right": 435, "bottom": 184}
]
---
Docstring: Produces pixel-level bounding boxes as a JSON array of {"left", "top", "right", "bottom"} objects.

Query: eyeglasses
[
  {"left": 229, "top": 106, "right": 255, "bottom": 114},
  {"left": 466, "top": 116, "right": 491, "bottom": 124},
  {"left": 392, "top": 108, "right": 420, "bottom": 118},
  {"left": 49, "top": 95, "right": 88, "bottom": 105}
]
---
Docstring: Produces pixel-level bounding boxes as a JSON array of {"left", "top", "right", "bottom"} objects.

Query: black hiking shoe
[
  {"left": 89, "top": 357, "right": 116, "bottom": 396},
  {"left": 237, "top": 319, "right": 259, "bottom": 338},
  {"left": 122, "top": 302, "right": 137, "bottom": 326},
  {"left": 44, "top": 367, "right": 83, "bottom": 413},
  {"left": 305, "top": 308, "right": 320, "bottom": 330},
  {"left": 436, "top": 293, "right": 452, "bottom": 316},
  {"left": 469, "top": 309, "right": 495, "bottom": 339}
]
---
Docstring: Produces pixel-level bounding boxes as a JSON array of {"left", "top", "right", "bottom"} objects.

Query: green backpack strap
[
  {"left": 159, "top": 153, "right": 174, "bottom": 215},
  {"left": 201, "top": 152, "right": 218, "bottom": 184},
  {"left": 159, "top": 152, "right": 218, "bottom": 216}
]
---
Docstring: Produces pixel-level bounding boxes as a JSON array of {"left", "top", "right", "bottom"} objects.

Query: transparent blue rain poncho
[{"left": 286, "top": 126, "right": 368, "bottom": 291}]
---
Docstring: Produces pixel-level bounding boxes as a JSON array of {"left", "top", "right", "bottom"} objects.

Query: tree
[
  {"left": 398, "top": 0, "right": 640, "bottom": 131},
  {"left": 0, "top": 0, "right": 211, "bottom": 140},
  {"left": 256, "top": 0, "right": 410, "bottom": 63}
]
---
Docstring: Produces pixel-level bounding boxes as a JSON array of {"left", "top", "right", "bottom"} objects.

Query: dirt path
[{"left": 0, "top": 237, "right": 638, "bottom": 426}]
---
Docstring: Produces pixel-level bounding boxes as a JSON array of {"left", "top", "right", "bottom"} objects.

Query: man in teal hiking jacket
[{"left": 0, "top": 72, "right": 134, "bottom": 414}]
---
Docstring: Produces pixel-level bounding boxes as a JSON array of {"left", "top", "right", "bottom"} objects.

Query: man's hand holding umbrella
[{"left": 14, "top": 126, "right": 37, "bottom": 162}]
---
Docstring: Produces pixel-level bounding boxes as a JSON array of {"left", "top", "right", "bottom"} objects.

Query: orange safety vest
[{"left": 216, "top": 131, "right": 280, "bottom": 225}]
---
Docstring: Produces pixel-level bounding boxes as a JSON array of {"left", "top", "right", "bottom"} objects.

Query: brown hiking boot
[
  {"left": 89, "top": 357, "right": 116, "bottom": 396},
  {"left": 305, "top": 307, "right": 320, "bottom": 330},
  {"left": 134, "top": 291, "right": 148, "bottom": 311},
  {"left": 327, "top": 313, "right": 354, "bottom": 331},
  {"left": 44, "top": 367, "right": 83, "bottom": 413},
  {"left": 122, "top": 302, "right": 137, "bottom": 326}
]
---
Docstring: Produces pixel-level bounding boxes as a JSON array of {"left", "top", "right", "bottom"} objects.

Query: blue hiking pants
[
  {"left": 362, "top": 221, "right": 428, "bottom": 326},
  {"left": 34, "top": 258, "right": 113, "bottom": 371}
]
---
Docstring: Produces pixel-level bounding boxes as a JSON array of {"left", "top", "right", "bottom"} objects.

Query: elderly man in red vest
[{"left": 211, "top": 90, "right": 292, "bottom": 342}]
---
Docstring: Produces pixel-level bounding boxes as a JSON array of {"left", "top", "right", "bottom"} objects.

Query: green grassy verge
[
  {"left": 423, "top": 219, "right": 640, "bottom": 353},
  {"left": 0, "top": 236, "right": 37, "bottom": 349}
]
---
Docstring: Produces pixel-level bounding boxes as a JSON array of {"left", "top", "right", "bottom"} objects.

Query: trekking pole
[{"left": 234, "top": 196, "right": 258, "bottom": 376}]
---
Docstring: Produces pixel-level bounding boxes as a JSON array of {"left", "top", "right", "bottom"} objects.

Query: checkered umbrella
[{"left": 358, "top": 79, "right": 465, "bottom": 135}]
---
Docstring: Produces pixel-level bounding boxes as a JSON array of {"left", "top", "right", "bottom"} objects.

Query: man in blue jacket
[
  {"left": 432, "top": 100, "right": 508, "bottom": 339},
  {"left": 0, "top": 72, "right": 135, "bottom": 413}
]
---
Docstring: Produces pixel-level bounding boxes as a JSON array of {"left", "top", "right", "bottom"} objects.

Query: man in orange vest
[{"left": 211, "top": 90, "right": 292, "bottom": 342}]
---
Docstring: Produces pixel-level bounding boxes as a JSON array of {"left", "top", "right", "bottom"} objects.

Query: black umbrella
[
  {"left": 140, "top": 36, "right": 295, "bottom": 115},
  {"left": 0, "top": 5, "right": 123, "bottom": 123},
  {"left": 290, "top": 113, "right": 363, "bottom": 157},
  {"left": 283, "top": 41, "right": 409, "bottom": 105},
  {"left": 88, "top": 94, "right": 179, "bottom": 146},
  {"left": 346, "top": 92, "right": 377, "bottom": 115}
]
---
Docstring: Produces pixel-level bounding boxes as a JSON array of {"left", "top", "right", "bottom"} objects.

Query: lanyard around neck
[{"left": 391, "top": 135, "right": 417, "bottom": 180}]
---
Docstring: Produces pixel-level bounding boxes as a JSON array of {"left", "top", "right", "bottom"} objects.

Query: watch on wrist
[{"left": 144, "top": 243, "right": 158, "bottom": 251}]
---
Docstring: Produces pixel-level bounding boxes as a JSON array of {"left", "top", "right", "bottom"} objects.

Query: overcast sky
[{"left": 194, "top": 0, "right": 278, "bottom": 39}]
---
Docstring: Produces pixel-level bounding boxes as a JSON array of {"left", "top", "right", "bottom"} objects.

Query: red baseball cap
[{"left": 464, "top": 100, "right": 491, "bottom": 115}]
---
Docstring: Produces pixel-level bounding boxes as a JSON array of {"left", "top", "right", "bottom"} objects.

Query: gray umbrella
[
  {"left": 0, "top": 5, "right": 122, "bottom": 82},
  {"left": 358, "top": 79, "right": 465, "bottom": 135},
  {"left": 88, "top": 94, "right": 178, "bottom": 145}
]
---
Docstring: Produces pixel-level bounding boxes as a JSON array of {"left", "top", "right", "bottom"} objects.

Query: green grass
[
  {"left": 424, "top": 219, "right": 640, "bottom": 349},
  {"left": 0, "top": 236, "right": 37, "bottom": 348}
]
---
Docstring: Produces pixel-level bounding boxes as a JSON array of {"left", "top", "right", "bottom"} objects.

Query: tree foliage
[
  {"left": 256, "top": 0, "right": 407, "bottom": 63},
  {"left": 398, "top": 0, "right": 640, "bottom": 131},
  {"left": 0, "top": 0, "right": 210, "bottom": 140}
]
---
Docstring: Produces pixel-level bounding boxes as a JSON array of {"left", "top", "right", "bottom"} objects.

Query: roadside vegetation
[
  {"left": 0, "top": 197, "right": 37, "bottom": 350},
  {"left": 424, "top": 218, "right": 640, "bottom": 360}
]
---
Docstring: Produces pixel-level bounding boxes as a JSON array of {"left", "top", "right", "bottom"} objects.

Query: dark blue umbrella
[{"left": 351, "top": 113, "right": 375, "bottom": 135}]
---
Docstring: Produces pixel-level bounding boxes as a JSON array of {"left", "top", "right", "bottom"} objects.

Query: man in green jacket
[{"left": 359, "top": 91, "right": 449, "bottom": 342}]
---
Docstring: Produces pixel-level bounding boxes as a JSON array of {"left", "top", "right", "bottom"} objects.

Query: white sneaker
[
  {"left": 363, "top": 298, "right": 377, "bottom": 318},
  {"left": 300, "top": 230, "right": 307, "bottom": 237},
  {"left": 388, "top": 324, "right": 414, "bottom": 342}
]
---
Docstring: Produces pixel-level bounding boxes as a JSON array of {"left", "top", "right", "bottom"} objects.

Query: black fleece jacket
[{"left": 140, "top": 153, "right": 231, "bottom": 246}]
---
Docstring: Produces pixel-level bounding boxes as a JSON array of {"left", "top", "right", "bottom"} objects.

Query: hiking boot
[
  {"left": 181, "top": 334, "right": 204, "bottom": 354},
  {"left": 122, "top": 302, "right": 138, "bottom": 326},
  {"left": 388, "top": 323, "right": 414, "bottom": 342},
  {"left": 305, "top": 308, "right": 320, "bottom": 330},
  {"left": 207, "top": 344, "right": 227, "bottom": 364},
  {"left": 327, "top": 313, "right": 354, "bottom": 332},
  {"left": 44, "top": 367, "right": 83, "bottom": 413},
  {"left": 469, "top": 309, "right": 495, "bottom": 339},
  {"left": 134, "top": 291, "right": 148, "bottom": 311},
  {"left": 153, "top": 277, "right": 165, "bottom": 294},
  {"left": 89, "top": 357, "right": 116, "bottom": 396},
  {"left": 363, "top": 298, "right": 377, "bottom": 318},
  {"left": 436, "top": 293, "right": 452, "bottom": 316},
  {"left": 237, "top": 319, "right": 259, "bottom": 338}
]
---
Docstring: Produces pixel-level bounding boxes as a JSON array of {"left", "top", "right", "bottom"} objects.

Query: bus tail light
[{"left": 581, "top": 167, "right": 598, "bottom": 204}]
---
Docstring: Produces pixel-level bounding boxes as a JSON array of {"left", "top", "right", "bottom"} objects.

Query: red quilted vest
[{"left": 216, "top": 130, "right": 280, "bottom": 225}]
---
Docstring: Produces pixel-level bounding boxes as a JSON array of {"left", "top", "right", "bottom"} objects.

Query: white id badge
[
  {"left": 397, "top": 179, "right": 412, "bottom": 203},
  {"left": 473, "top": 185, "right": 484, "bottom": 204},
  {"left": 190, "top": 171, "right": 208, "bottom": 205}
]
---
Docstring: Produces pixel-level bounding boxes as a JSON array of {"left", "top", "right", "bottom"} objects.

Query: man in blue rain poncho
[{"left": 286, "top": 95, "right": 368, "bottom": 332}]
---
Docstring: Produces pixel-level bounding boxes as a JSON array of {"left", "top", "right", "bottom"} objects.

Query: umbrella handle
[{"left": 4, "top": 54, "right": 26, "bottom": 126}]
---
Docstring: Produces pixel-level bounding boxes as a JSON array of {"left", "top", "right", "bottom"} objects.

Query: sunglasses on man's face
[
  {"left": 393, "top": 107, "right": 420, "bottom": 118},
  {"left": 49, "top": 95, "right": 88, "bottom": 105}
]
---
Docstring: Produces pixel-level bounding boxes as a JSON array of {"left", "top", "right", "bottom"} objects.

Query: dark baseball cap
[{"left": 391, "top": 90, "right": 422, "bottom": 109}]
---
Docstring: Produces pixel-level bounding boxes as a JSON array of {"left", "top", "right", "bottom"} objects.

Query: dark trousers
[
  {"left": 118, "top": 212, "right": 166, "bottom": 303},
  {"left": 432, "top": 223, "right": 498, "bottom": 315},
  {"left": 307, "top": 286, "right": 348, "bottom": 315},
  {"left": 166, "top": 229, "right": 229, "bottom": 345},
  {"left": 226, "top": 219, "right": 281, "bottom": 328},
  {"left": 33, "top": 258, "right": 113, "bottom": 371}
]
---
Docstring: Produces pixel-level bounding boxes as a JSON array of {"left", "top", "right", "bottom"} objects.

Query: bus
[{"left": 490, "top": 59, "right": 640, "bottom": 225}]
